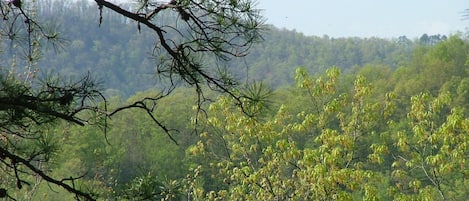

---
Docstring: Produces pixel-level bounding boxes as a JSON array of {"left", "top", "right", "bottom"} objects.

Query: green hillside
[
  {"left": 2, "top": 1, "right": 469, "bottom": 200},
  {"left": 2, "top": 1, "right": 444, "bottom": 96}
]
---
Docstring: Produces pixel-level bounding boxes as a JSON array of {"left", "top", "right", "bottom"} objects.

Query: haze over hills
[{"left": 1, "top": 1, "right": 452, "bottom": 97}]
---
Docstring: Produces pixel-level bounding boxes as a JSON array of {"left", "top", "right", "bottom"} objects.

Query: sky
[{"left": 256, "top": 0, "right": 469, "bottom": 39}]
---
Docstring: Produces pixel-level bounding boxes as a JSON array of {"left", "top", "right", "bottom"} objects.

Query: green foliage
[
  {"left": 1, "top": 0, "right": 266, "bottom": 199},
  {"left": 185, "top": 68, "right": 392, "bottom": 200},
  {"left": 6, "top": 33, "right": 469, "bottom": 200},
  {"left": 181, "top": 34, "right": 469, "bottom": 199},
  {"left": 4, "top": 1, "right": 469, "bottom": 200},
  {"left": 390, "top": 92, "right": 469, "bottom": 200},
  {"left": 121, "top": 173, "right": 182, "bottom": 201}
]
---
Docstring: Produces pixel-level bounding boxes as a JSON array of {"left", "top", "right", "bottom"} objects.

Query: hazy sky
[{"left": 256, "top": 0, "right": 469, "bottom": 39}]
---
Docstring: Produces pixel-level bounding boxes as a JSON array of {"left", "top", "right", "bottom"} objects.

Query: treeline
[{"left": 1, "top": 0, "right": 448, "bottom": 97}]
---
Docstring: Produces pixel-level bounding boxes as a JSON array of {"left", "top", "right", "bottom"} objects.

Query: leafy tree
[
  {"left": 184, "top": 63, "right": 469, "bottom": 200},
  {"left": 185, "top": 68, "right": 394, "bottom": 200},
  {"left": 387, "top": 91, "right": 469, "bottom": 200}
]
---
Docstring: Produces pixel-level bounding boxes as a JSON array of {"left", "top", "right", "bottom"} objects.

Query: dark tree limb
[
  {"left": 0, "top": 147, "right": 96, "bottom": 201},
  {"left": 93, "top": 0, "right": 264, "bottom": 117},
  {"left": 0, "top": 97, "right": 85, "bottom": 126}
]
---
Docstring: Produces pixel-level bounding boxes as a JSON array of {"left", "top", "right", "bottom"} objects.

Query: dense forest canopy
[{"left": 2, "top": 0, "right": 469, "bottom": 200}]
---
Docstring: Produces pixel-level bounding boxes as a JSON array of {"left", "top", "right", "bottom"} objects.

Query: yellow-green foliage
[{"left": 186, "top": 65, "right": 469, "bottom": 200}]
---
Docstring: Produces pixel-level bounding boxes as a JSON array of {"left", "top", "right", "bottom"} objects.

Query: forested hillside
[
  {"left": 19, "top": 33, "right": 469, "bottom": 200},
  {"left": 2, "top": 0, "right": 445, "bottom": 96},
  {"left": 2, "top": 0, "right": 469, "bottom": 200}
]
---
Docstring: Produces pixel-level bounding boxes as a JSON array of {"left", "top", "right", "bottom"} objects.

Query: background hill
[{"left": 2, "top": 0, "right": 447, "bottom": 97}]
